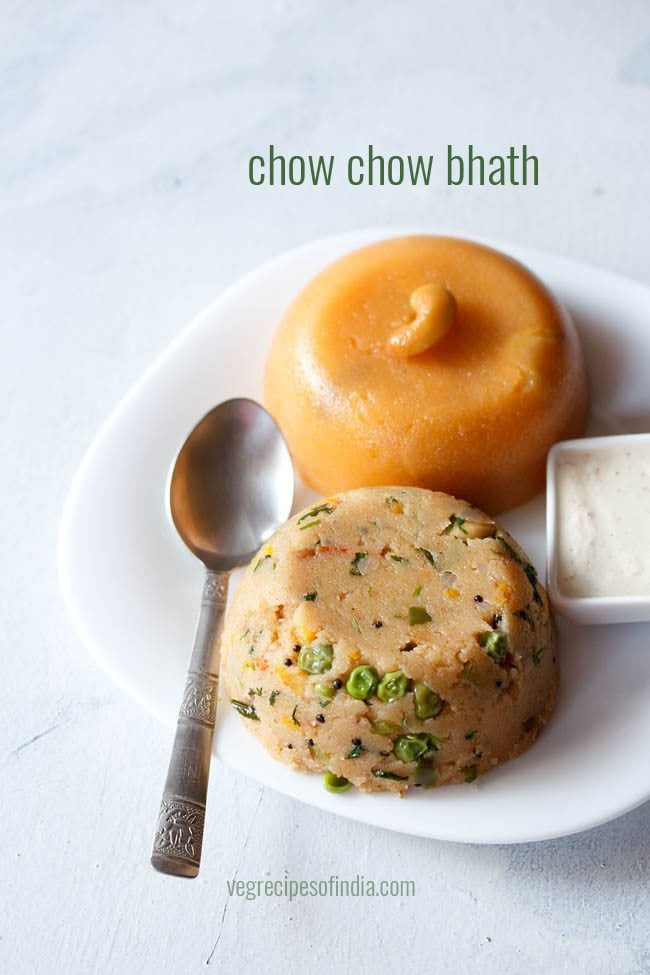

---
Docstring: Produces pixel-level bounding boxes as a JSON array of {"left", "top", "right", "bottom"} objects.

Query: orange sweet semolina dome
[{"left": 263, "top": 235, "right": 588, "bottom": 514}]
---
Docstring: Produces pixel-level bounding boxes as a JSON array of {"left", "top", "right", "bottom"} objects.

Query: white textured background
[{"left": 2, "top": 2, "right": 650, "bottom": 973}]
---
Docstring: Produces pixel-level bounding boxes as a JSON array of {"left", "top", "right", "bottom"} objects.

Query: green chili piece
[
  {"left": 460, "top": 660, "right": 482, "bottom": 686},
  {"left": 298, "top": 643, "right": 334, "bottom": 674},
  {"left": 408, "top": 606, "right": 432, "bottom": 625},
  {"left": 346, "top": 665, "right": 379, "bottom": 700},
  {"left": 413, "top": 681, "right": 443, "bottom": 719},
  {"left": 478, "top": 630, "right": 508, "bottom": 665},
  {"left": 350, "top": 552, "right": 369, "bottom": 576},
  {"left": 369, "top": 718, "right": 402, "bottom": 736},
  {"left": 416, "top": 547, "right": 436, "bottom": 565},
  {"left": 414, "top": 765, "right": 439, "bottom": 789},
  {"left": 230, "top": 699, "right": 260, "bottom": 721},
  {"left": 323, "top": 771, "right": 351, "bottom": 793},
  {"left": 376, "top": 670, "right": 409, "bottom": 703},
  {"left": 312, "top": 742, "right": 331, "bottom": 763}
]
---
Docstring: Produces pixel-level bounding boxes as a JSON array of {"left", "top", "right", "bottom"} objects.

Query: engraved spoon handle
[{"left": 151, "top": 569, "right": 229, "bottom": 877}]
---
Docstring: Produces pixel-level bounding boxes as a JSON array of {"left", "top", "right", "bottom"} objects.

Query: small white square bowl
[{"left": 546, "top": 432, "right": 650, "bottom": 625}]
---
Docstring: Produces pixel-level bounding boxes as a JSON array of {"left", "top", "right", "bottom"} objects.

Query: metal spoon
[{"left": 151, "top": 398, "right": 294, "bottom": 877}]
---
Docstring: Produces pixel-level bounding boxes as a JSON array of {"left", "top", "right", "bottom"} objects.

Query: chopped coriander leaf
[
  {"left": 248, "top": 687, "right": 263, "bottom": 696},
  {"left": 269, "top": 690, "right": 280, "bottom": 706},
  {"left": 443, "top": 515, "right": 467, "bottom": 535},
  {"left": 416, "top": 547, "right": 436, "bottom": 565},
  {"left": 496, "top": 535, "right": 520, "bottom": 560},
  {"left": 291, "top": 704, "right": 301, "bottom": 726},
  {"left": 524, "top": 562, "right": 538, "bottom": 585},
  {"left": 253, "top": 554, "right": 271, "bottom": 572},
  {"left": 409, "top": 606, "right": 432, "bottom": 625},
  {"left": 350, "top": 552, "right": 369, "bottom": 576},
  {"left": 347, "top": 742, "right": 365, "bottom": 759},
  {"left": 464, "top": 729, "right": 478, "bottom": 740},
  {"left": 231, "top": 699, "right": 260, "bottom": 720},
  {"left": 303, "top": 591, "right": 318, "bottom": 601},
  {"left": 531, "top": 647, "right": 545, "bottom": 666},
  {"left": 389, "top": 554, "right": 409, "bottom": 564},
  {"left": 413, "top": 583, "right": 423, "bottom": 598},
  {"left": 372, "top": 769, "right": 408, "bottom": 781},
  {"left": 514, "top": 608, "right": 533, "bottom": 625},
  {"left": 298, "top": 503, "right": 336, "bottom": 522},
  {"left": 298, "top": 519, "right": 321, "bottom": 531},
  {"left": 351, "top": 617, "right": 361, "bottom": 633}
]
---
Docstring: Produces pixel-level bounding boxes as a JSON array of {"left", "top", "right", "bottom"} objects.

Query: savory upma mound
[{"left": 222, "top": 487, "right": 557, "bottom": 794}]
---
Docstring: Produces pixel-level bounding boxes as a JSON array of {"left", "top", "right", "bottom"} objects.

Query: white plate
[{"left": 59, "top": 229, "right": 650, "bottom": 844}]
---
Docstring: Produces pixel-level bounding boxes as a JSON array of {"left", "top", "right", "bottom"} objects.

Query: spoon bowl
[
  {"left": 151, "top": 398, "right": 293, "bottom": 877},
  {"left": 169, "top": 398, "right": 294, "bottom": 570}
]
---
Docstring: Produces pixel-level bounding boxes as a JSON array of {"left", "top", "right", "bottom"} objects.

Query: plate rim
[{"left": 58, "top": 226, "right": 650, "bottom": 844}]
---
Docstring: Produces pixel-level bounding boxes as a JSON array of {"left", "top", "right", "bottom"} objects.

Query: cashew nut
[{"left": 387, "top": 282, "right": 456, "bottom": 357}]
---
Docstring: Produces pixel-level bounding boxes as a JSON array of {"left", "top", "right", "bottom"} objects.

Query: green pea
[
  {"left": 313, "top": 680, "right": 336, "bottom": 699},
  {"left": 478, "top": 630, "right": 508, "bottom": 665},
  {"left": 376, "top": 670, "right": 408, "bottom": 703},
  {"left": 413, "top": 681, "right": 443, "bottom": 719},
  {"left": 461, "top": 764, "right": 478, "bottom": 783},
  {"left": 414, "top": 765, "right": 439, "bottom": 789},
  {"left": 369, "top": 718, "right": 402, "bottom": 736},
  {"left": 298, "top": 643, "right": 334, "bottom": 674},
  {"left": 323, "top": 771, "right": 351, "bottom": 793},
  {"left": 460, "top": 661, "right": 482, "bottom": 686},
  {"left": 346, "top": 665, "right": 379, "bottom": 700},
  {"left": 372, "top": 769, "right": 408, "bottom": 781},
  {"left": 394, "top": 733, "right": 436, "bottom": 763}
]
